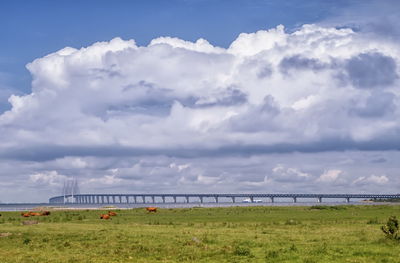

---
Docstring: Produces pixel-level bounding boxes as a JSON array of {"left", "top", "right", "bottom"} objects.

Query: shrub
[
  {"left": 381, "top": 216, "right": 400, "bottom": 240},
  {"left": 234, "top": 246, "right": 251, "bottom": 256},
  {"left": 367, "top": 218, "right": 379, "bottom": 224}
]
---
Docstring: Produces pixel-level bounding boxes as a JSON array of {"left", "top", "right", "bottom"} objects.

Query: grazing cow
[
  {"left": 22, "top": 213, "right": 30, "bottom": 217},
  {"left": 146, "top": 207, "right": 157, "bottom": 213},
  {"left": 100, "top": 214, "right": 110, "bottom": 220},
  {"left": 108, "top": 211, "right": 117, "bottom": 216},
  {"left": 40, "top": 211, "right": 51, "bottom": 216}
]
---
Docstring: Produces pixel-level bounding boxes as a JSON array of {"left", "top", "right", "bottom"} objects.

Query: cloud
[
  {"left": 29, "top": 170, "right": 67, "bottom": 187},
  {"left": 320, "top": 0, "right": 400, "bottom": 40},
  {"left": 0, "top": 24, "right": 398, "bottom": 162},
  {"left": 271, "top": 164, "right": 311, "bottom": 182},
  {"left": 345, "top": 52, "right": 397, "bottom": 89},
  {"left": 317, "top": 170, "right": 343, "bottom": 183},
  {"left": 353, "top": 175, "right": 389, "bottom": 185},
  {"left": 1, "top": 23, "right": 400, "bottom": 201}
]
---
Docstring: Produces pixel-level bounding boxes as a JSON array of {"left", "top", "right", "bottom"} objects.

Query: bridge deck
[{"left": 49, "top": 193, "right": 400, "bottom": 204}]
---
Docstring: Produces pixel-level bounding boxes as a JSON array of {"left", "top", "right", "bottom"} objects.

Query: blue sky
[{"left": 0, "top": 0, "right": 400, "bottom": 202}]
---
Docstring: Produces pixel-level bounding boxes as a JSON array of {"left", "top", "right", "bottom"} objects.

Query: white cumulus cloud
[
  {"left": 1, "top": 24, "right": 400, "bottom": 201},
  {"left": 0, "top": 24, "right": 399, "bottom": 160}
]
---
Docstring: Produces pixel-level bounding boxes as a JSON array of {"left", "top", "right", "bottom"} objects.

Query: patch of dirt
[
  {"left": 0, "top": 232, "right": 12, "bottom": 237},
  {"left": 22, "top": 220, "right": 38, "bottom": 225}
]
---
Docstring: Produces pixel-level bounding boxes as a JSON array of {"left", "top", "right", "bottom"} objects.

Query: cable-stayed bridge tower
[{"left": 62, "top": 178, "right": 80, "bottom": 203}]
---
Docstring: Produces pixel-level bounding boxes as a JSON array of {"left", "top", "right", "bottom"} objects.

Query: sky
[{"left": 0, "top": 0, "right": 399, "bottom": 202}]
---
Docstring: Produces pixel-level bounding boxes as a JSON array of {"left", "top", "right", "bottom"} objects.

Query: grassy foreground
[{"left": 0, "top": 205, "right": 400, "bottom": 263}]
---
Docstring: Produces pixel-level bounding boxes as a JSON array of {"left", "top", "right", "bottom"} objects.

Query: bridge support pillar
[
  {"left": 346, "top": 198, "right": 350, "bottom": 203},
  {"left": 133, "top": 196, "right": 137, "bottom": 203},
  {"left": 151, "top": 196, "right": 155, "bottom": 203},
  {"left": 270, "top": 197, "right": 274, "bottom": 203},
  {"left": 118, "top": 196, "right": 122, "bottom": 203},
  {"left": 250, "top": 197, "right": 254, "bottom": 203},
  {"left": 173, "top": 196, "right": 177, "bottom": 203},
  {"left": 199, "top": 197, "right": 203, "bottom": 203},
  {"left": 214, "top": 196, "right": 219, "bottom": 203},
  {"left": 101, "top": 196, "right": 104, "bottom": 204},
  {"left": 142, "top": 196, "right": 146, "bottom": 203},
  {"left": 293, "top": 197, "right": 297, "bottom": 203},
  {"left": 231, "top": 197, "right": 236, "bottom": 203},
  {"left": 106, "top": 196, "right": 110, "bottom": 204},
  {"left": 317, "top": 197, "right": 322, "bottom": 203},
  {"left": 112, "top": 196, "right": 116, "bottom": 204},
  {"left": 162, "top": 196, "right": 165, "bottom": 203},
  {"left": 185, "top": 196, "right": 189, "bottom": 203}
]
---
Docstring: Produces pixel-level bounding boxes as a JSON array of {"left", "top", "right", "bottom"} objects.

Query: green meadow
[{"left": 0, "top": 205, "right": 400, "bottom": 263}]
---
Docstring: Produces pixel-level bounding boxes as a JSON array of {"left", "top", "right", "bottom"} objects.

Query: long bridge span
[{"left": 49, "top": 193, "right": 400, "bottom": 204}]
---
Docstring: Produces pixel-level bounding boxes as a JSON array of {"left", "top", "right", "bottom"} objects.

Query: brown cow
[
  {"left": 146, "top": 207, "right": 157, "bottom": 213},
  {"left": 40, "top": 211, "right": 51, "bottom": 216},
  {"left": 29, "top": 212, "right": 41, "bottom": 216},
  {"left": 21, "top": 213, "right": 30, "bottom": 217},
  {"left": 100, "top": 214, "right": 110, "bottom": 220},
  {"left": 108, "top": 211, "right": 117, "bottom": 216}
]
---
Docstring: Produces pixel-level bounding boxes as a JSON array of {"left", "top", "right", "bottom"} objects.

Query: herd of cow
[{"left": 13, "top": 207, "right": 158, "bottom": 220}]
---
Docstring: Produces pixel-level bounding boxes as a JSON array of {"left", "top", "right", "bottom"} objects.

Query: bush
[
  {"left": 367, "top": 218, "right": 379, "bottom": 224},
  {"left": 234, "top": 246, "right": 252, "bottom": 256},
  {"left": 381, "top": 216, "right": 400, "bottom": 240}
]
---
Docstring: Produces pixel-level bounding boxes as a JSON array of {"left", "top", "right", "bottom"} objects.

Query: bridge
[{"left": 48, "top": 193, "right": 400, "bottom": 204}]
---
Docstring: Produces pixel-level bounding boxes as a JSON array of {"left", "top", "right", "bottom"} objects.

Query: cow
[
  {"left": 108, "top": 211, "right": 117, "bottom": 216},
  {"left": 29, "top": 212, "right": 41, "bottom": 216},
  {"left": 40, "top": 211, "right": 51, "bottom": 216},
  {"left": 146, "top": 207, "right": 157, "bottom": 213},
  {"left": 21, "top": 213, "right": 30, "bottom": 217},
  {"left": 100, "top": 214, "right": 110, "bottom": 220}
]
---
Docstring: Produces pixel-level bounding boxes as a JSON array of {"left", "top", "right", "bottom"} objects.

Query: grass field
[{"left": 0, "top": 205, "right": 400, "bottom": 263}]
